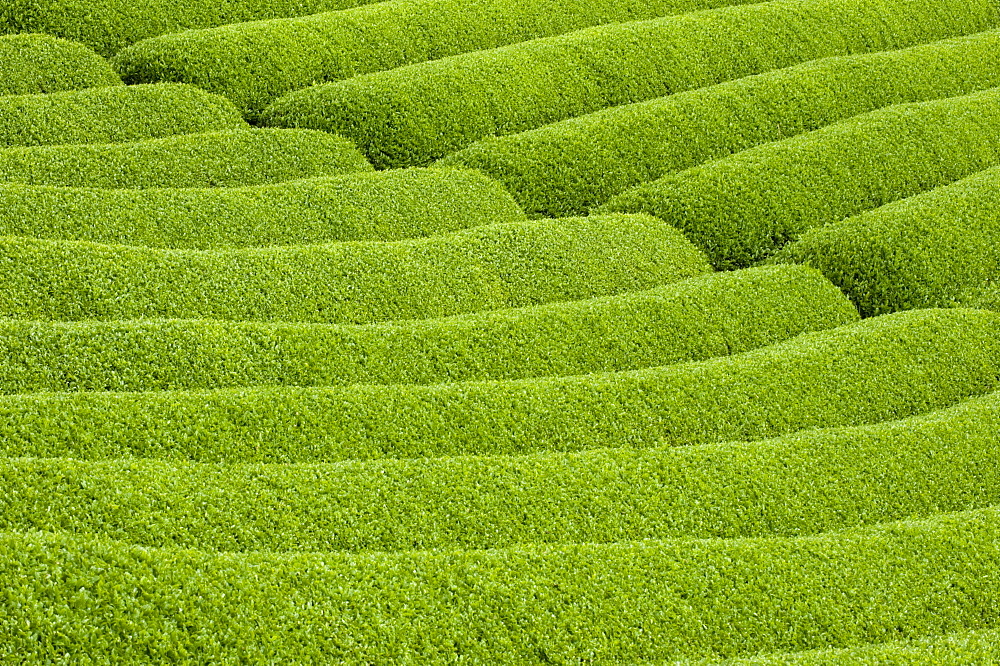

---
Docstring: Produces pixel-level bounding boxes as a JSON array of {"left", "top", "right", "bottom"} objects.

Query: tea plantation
[{"left": 1, "top": 0, "right": 999, "bottom": 662}]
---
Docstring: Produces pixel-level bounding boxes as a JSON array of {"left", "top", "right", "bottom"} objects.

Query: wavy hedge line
[
  {"left": 715, "top": 629, "right": 1000, "bottom": 665},
  {"left": 0, "top": 129, "right": 371, "bottom": 189},
  {"left": 0, "top": 33, "right": 121, "bottom": 96},
  {"left": 1, "top": 308, "right": 997, "bottom": 463},
  {"left": 0, "top": 83, "right": 246, "bottom": 149},
  {"left": 4, "top": 388, "right": 996, "bottom": 552},
  {"left": 0, "top": 168, "right": 521, "bottom": 249},
  {"left": 0, "top": 266, "right": 854, "bottom": 393},
  {"left": 1, "top": 509, "right": 997, "bottom": 661},
  {"left": 772, "top": 165, "right": 1000, "bottom": 317},
  {"left": 0, "top": 214, "right": 708, "bottom": 324},
  {"left": 113, "top": 0, "right": 763, "bottom": 117},
  {"left": 261, "top": 0, "right": 1000, "bottom": 169},
  {"left": 441, "top": 29, "right": 1000, "bottom": 217},
  {"left": 600, "top": 87, "right": 1000, "bottom": 270},
  {"left": 0, "top": 0, "right": 387, "bottom": 56}
]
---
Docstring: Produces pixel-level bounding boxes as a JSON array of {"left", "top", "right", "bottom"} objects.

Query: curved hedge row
[
  {"left": 441, "top": 29, "right": 1000, "bottom": 217},
  {"left": 0, "top": 0, "right": 387, "bottom": 56},
  {"left": 0, "top": 168, "right": 521, "bottom": 249},
  {"left": 0, "top": 33, "right": 121, "bottom": 96},
  {"left": 0, "top": 129, "right": 371, "bottom": 189},
  {"left": 261, "top": 0, "right": 1000, "bottom": 168},
  {"left": 1, "top": 509, "right": 997, "bottom": 661},
  {"left": 600, "top": 87, "right": 1000, "bottom": 270},
  {"left": 0, "top": 266, "right": 854, "bottom": 393},
  {"left": 1, "top": 308, "right": 997, "bottom": 463},
  {"left": 772, "top": 165, "right": 1000, "bottom": 317},
  {"left": 113, "top": 0, "right": 761, "bottom": 116},
  {"left": 0, "top": 214, "right": 709, "bottom": 324},
  {"left": 0, "top": 83, "right": 246, "bottom": 149},
  {"left": 3, "top": 388, "right": 996, "bottom": 552}
]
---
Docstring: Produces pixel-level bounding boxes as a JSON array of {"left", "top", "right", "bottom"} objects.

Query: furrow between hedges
[
  {"left": 1, "top": 308, "right": 997, "bottom": 463},
  {"left": 261, "top": 0, "right": 1000, "bottom": 168},
  {"left": 0, "top": 129, "right": 371, "bottom": 189},
  {"left": 1, "top": 509, "right": 997, "bottom": 661},
  {"left": 0, "top": 214, "right": 709, "bottom": 323},
  {"left": 0, "top": 34, "right": 121, "bottom": 96},
  {"left": 0, "top": 168, "right": 521, "bottom": 249},
  {"left": 0, "top": 83, "right": 247, "bottom": 149},
  {"left": 440, "top": 28, "right": 1000, "bottom": 217},
  {"left": 600, "top": 86, "right": 1000, "bottom": 270},
  {"left": 0, "top": 265, "right": 854, "bottom": 393},
  {"left": 3, "top": 388, "right": 997, "bottom": 552},
  {"left": 114, "top": 0, "right": 764, "bottom": 115}
]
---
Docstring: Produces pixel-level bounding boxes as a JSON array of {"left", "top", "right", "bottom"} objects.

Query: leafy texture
[{"left": 0, "top": 33, "right": 121, "bottom": 95}]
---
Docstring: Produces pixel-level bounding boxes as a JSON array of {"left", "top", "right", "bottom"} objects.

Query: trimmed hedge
[
  {"left": 0, "top": 265, "right": 855, "bottom": 393},
  {"left": 0, "top": 83, "right": 246, "bottom": 149},
  {"left": 0, "top": 129, "right": 371, "bottom": 189},
  {"left": 1, "top": 308, "right": 997, "bottom": 463},
  {"left": 0, "top": 509, "right": 997, "bottom": 661},
  {"left": 441, "top": 29, "right": 1000, "bottom": 217},
  {"left": 3, "top": 388, "right": 997, "bottom": 552},
  {"left": 0, "top": 214, "right": 709, "bottom": 324},
  {"left": 114, "top": 0, "right": 763, "bottom": 116},
  {"left": 715, "top": 629, "right": 1000, "bottom": 665},
  {"left": 600, "top": 87, "right": 1000, "bottom": 270},
  {"left": 0, "top": 168, "right": 522, "bottom": 249},
  {"left": 0, "top": 33, "right": 121, "bottom": 96},
  {"left": 772, "top": 164, "right": 1000, "bottom": 317},
  {"left": 0, "top": 0, "right": 389, "bottom": 56},
  {"left": 261, "top": 0, "right": 1000, "bottom": 168}
]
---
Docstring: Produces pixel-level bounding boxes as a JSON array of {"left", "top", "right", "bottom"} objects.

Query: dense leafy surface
[
  {"left": 0, "top": 169, "right": 519, "bottom": 248},
  {"left": 0, "top": 265, "right": 854, "bottom": 393},
  {"left": 442, "top": 29, "right": 1000, "bottom": 217},
  {"left": 0, "top": 129, "right": 371, "bottom": 189},
  {"left": 263, "top": 0, "right": 1000, "bottom": 167},
  {"left": 0, "top": 33, "right": 121, "bottom": 95},
  {"left": 601, "top": 87, "right": 1000, "bottom": 269},
  {"left": 0, "top": 83, "right": 246, "bottom": 148}
]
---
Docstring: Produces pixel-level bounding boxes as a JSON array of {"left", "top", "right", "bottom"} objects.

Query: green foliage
[
  {"left": 1, "top": 308, "right": 997, "bottom": 463},
  {"left": 0, "top": 265, "right": 855, "bottom": 393},
  {"left": 600, "top": 87, "right": 1000, "bottom": 270},
  {"left": 0, "top": 33, "right": 121, "bottom": 96},
  {"left": 441, "top": 29, "right": 1000, "bottom": 218},
  {"left": 0, "top": 508, "right": 997, "bottom": 661},
  {"left": 0, "top": 0, "right": 388, "bottom": 56},
  {"left": 2, "top": 388, "right": 996, "bottom": 552},
  {"left": 0, "top": 129, "right": 371, "bottom": 189},
  {"left": 0, "top": 168, "right": 520, "bottom": 248},
  {"left": 0, "top": 213, "right": 709, "bottom": 323},
  {"left": 772, "top": 164, "right": 1000, "bottom": 317},
  {"left": 115, "top": 0, "right": 815, "bottom": 117},
  {"left": 262, "top": 0, "right": 1000, "bottom": 168},
  {"left": 0, "top": 83, "right": 247, "bottom": 149}
]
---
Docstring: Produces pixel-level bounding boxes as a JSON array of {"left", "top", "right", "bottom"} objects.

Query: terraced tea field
[{"left": 2, "top": 1, "right": 999, "bottom": 662}]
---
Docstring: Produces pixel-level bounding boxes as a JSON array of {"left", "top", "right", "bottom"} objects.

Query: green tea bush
[
  {"left": 0, "top": 83, "right": 246, "bottom": 149},
  {"left": 0, "top": 33, "right": 121, "bottom": 96},
  {"left": 441, "top": 29, "right": 1000, "bottom": 217},
  {"left": 0, "top": 214, "right": 709, "bottom": 323},
  {"left": 600, "top": 87, "right": 1000, "bottom": 270},
  {"left": 2, "top": 308, "right": 997, "bottom": 463},
  {"left": 3, "top": 389, "right": 996, "bottom": 552},
  {"left": 0, "top": 266, "right": 854, "bottom": 393},
  {"left": 114, "top": 0, "right": 762, "bottom": 116},
  {"left": 0, "top": 129, "right": 371, "bottom": 189},
  {"left": 261, "top": 0, "right": 1000, "bottom": 168},
  {"left": 772, "top": 165, "right": 1000, "bottom": 317},
  {"left": 0, "top": 168, "right": 521, "bottom": 248},
  {"left": 0, "top": 0, "right": 389, "bottom": 56},
  {"left": 0, "top": 509, "right": 996, "bottom": 661}
]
